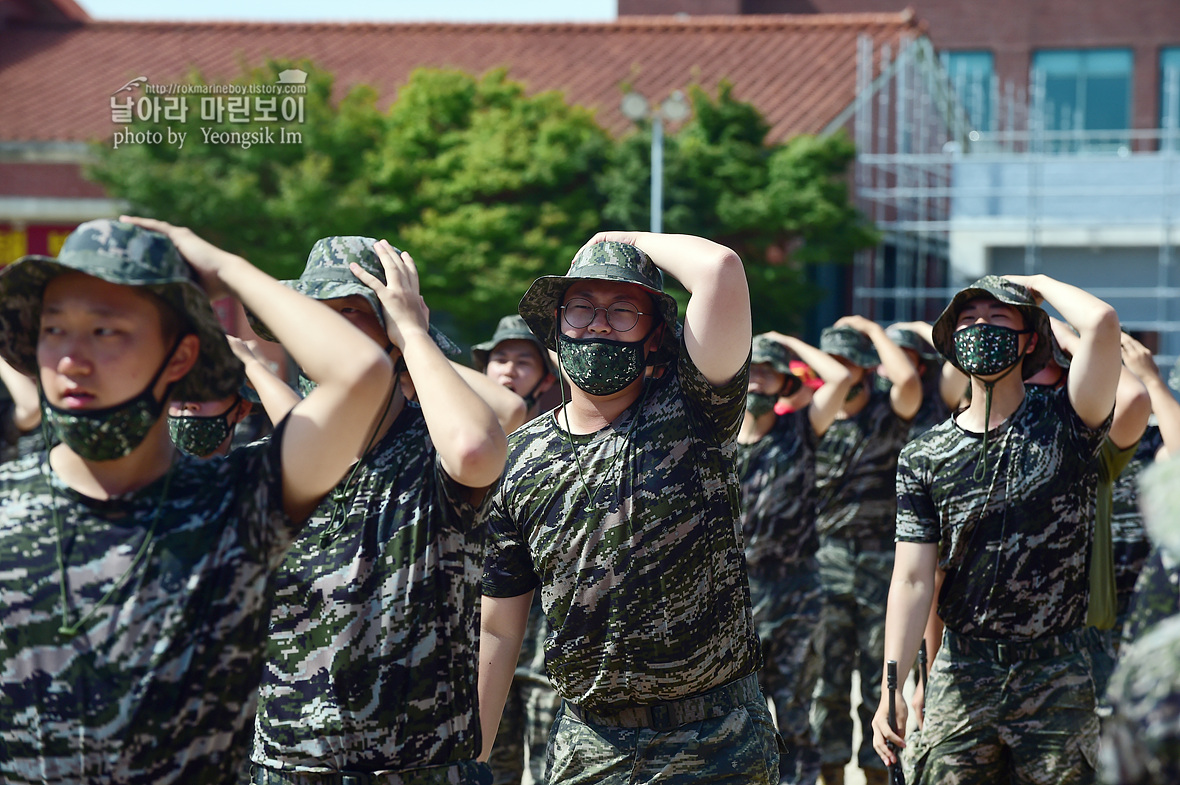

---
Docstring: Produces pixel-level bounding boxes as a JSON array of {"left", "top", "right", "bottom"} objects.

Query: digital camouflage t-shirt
[
  {"left": 815, "top": 385, "right": 910, "bottom": 541},
  {"left": 252, "top": 404, "right": 486, "bottom": 773},
  {"left": 0, "top": 430, "right": 292, "bottom": 784},
  {"left": 896, "top": 385, "right": 1110, "bottom": 639},
  {"left": 737, "top": 407, "right": 819, "bottom": 566},
  {"left": 482, "top": 343, "right": 758, "bottom": 713},
  {"left": 1111, "top": 425, "right": 1164, "bottom": 607}
]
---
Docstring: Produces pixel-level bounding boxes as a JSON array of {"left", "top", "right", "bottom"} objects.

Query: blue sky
[{"left": 82, "top": 0, "right": 617, "bottom": 23}]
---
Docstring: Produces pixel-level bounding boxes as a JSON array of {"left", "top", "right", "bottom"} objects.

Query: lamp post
[{"left": 620, "top": 90, "right": 690, "bottom": 234}]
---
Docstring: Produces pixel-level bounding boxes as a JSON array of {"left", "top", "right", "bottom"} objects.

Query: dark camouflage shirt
[
  {"left": 1111, "top": 426, "right": 1164, "bottom": 606},
  {"left": 896, "top": 385, "right": 1110, "bottom": 639},
  {"left": 1123, "top": 546, "right": 1180, "bottom": 646},
  {"left": 1100, "top": 612, "right": 1180, "bottom": 785},
  {"left": 0, "top": 431, "right": 292, "bottom": 784},
  {"left": 483, "top": 344, "right": 759, "bottom": 713},
  {"left": 253, "top": 404, "right": 486, "bottom": 773},
  {"left": 908, "top": 373, "right": 953, "bottom": 442},
  {"left": 815, "top": 385, "right": 910, "bottom": 541},
  {"left": 0, "top": 399, "right": 45, "bottom": 464},
  {"left": 737, "top": 407, "right": 819, "bottom": 565}
]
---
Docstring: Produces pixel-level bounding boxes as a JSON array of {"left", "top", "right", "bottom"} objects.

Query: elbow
[
  {"left": 1087, "top": 303, "right": 1121, "bottom": 340},
  {"left": 349, "top": 346, "right": 395, "bottom": 402},
  {"left": 450, "top": 429, "right": 509, "bottom": 489}
]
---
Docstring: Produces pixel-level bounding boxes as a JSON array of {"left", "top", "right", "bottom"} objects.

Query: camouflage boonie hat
[
  {"left": 820, "top": 325, "right": 880, "bottom": 368},
  {"left": 518, "top": 241, "right": 680, "bottom": 366},
  {"left": 249, "top": 236, "right": 459, "bottom": 357},
  {"left": 750, "top": 335, "right": 795, "bottom": 376},
  {"left": 931, "top": 275, "right": 1051, "bottom": 379},
  {"left": 885, "top": 327, "right": 939, "bottom": 362},
  {"left": 471, "top": 315, "right": 554, "bottom": 374},
  {"left": 0, "top": 219, "right": 243, "bottom": 402}
]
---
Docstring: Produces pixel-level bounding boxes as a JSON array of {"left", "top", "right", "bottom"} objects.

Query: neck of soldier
[
  {"left": 557, "top": 373, "right": 647, "bottom": 435},
  {"left": 49, "top": 417, "right": 177, "bottom": 500},
  {"left": 957, "top": 364, "right": 1027, "bottom": 433},
  {"left": 739, "top": 408, "right": 776, "bottom": 444}
]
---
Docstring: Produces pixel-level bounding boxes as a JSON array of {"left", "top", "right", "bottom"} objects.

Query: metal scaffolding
[{"left": 845, "top": 35, "right": 1180, "bottom": 359}]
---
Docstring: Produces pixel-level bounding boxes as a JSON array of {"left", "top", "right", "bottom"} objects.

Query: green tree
[
  {"left": 89, "top": 61, "right": 611, "bottom": 344},
  {"left": 600, "top": 82, "right": 877, "bottom": 335}
]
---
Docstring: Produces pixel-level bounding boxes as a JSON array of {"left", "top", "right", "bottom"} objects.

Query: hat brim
[
  {"left": 470, "top": 333, "right": 554, "bottom": 374},
  {"left": 931, "top": 285, "right": 1051, "bottom": 379},
  {"left": 518, "top": 274, "right": 680, "bottom": 366},
  {"left": 0, "top": 254, "right": 243, "bottom": 403}
]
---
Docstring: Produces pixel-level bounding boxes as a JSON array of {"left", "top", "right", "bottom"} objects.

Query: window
[
  {"left": 1032, "top": 48, "right": 1132, "bottom": 151},
  {"left": 942, "top": 50, "right": 994, "bottom": 132},
  {"left": 1162, "top": 47, "right": 1180, "bottom": 133}
]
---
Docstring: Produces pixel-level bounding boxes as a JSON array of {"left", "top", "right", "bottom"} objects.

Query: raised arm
[
  {"left": 227, "top": 336, "right": 302, "bottom": 426},
  {"left": 0, "top": 354, "right": 40, "bottom": 432},
  {"left": 762, "top": 331, "right": 853, "bottom": 437},
  {"left": 1052, "top": 319, "right": 1148, "bottom": 450},
  {"left": 121, "top": 216, "right": 393, "bottom": 523},
  {"left": 351, "top": 241, "right": 507, "bottom": 491},
  {"left": 478, "top": 591, "right": 534, "bottom": 762},
  {"left": 1120, "top": 333, "right": 1180, "bottom": 460},
  {"left": 837, "top": 315, "right": 922, "bottom": 420},
  {"left": 449, "top": 361, "right": 528, "bottom": 436},
  {"left": 1008, "top": 274, "right": 1120, "bottom": 429},
  {"left": 581, "top": 232, "right": 750, "bottom": 386}
]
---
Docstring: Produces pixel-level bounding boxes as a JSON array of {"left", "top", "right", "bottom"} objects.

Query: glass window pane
[{"left": 942, "top": 50, "right": 994, "bottom": 130}]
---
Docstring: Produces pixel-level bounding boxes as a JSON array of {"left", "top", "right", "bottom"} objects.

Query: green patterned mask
[
  {"left": 953, "top": 323, "right": 1030, "bottom": 377},
  {"left": 167, "top": 398, "right": 239, "bottom": 458},
  {"left": 845, "top": 381, "right": 865, "bottom": 402},
  {"left": 557, "top": 329, "right": 652, "bottom": 397},
  {"left": 745, "top": 392, "right": 777, "bottom": 418},
  {"left": 40, "top": 344, "right": 178, "bottom": 462}
]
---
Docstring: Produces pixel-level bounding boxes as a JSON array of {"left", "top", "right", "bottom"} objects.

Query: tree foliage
[{"left": 89, "top": 63, "right": 875, "bottom": 346}]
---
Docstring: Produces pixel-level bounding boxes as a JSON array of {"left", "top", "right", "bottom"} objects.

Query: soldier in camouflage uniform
[
  {"left": 882, "top": 323, "right": 967, "bottom": 441},
  {"left": 480, "top": 233, "right": 780, "bottom": 784},
  {"left": 1099, "top": 457, "right": 1180, "bottom": 784},
  {"left": 473, "top": 315, "right": 561, "bottom": 785},
  {"left": 809, "top": 316, "right": 922, "bottom": 785},
  {"left": 244, "top": 237, "right": 515, "bottom": 784},
  {"left": 1115, "top": 335, "right": 1180, "bottom": 650},
  {"left": 871, "top": 274, "right": 1121, "bottom": 785},
  {"left": 0, "top": 217, "right": 394, "bottom": 784},
  {"left": 739, "top": 333, "right": 853, "bottom": 785}
]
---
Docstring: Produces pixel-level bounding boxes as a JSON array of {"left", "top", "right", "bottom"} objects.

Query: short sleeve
[
  {"left": 675, "top": 334, "right": 750, "bottom": 444},
  {"left": 482, "top": 481, "right": 540, "bottom": 598},
  {"left": 895, "top": 444, "right": 940, "bottom": 543}
]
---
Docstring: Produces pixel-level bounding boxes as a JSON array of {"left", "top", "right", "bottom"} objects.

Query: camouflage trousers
[
  {"left": 489, "top": 601, "right": 560, "bottom": 785},
  {"left": 747, "top": 557, "right": 824, "bottom": 785},
  {"left": 546, "top": 685, "right": 780, "bottom": 783},
  {"left": 904, "top": 628, "right": 1099, "bottom": 785},
  {"left": 248, "top": 761, "right": 492, "bottom": 785},
  {"left": 811, "top": 537, "right": 893, "bottom": 773}
]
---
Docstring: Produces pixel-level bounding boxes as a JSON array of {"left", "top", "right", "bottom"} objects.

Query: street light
[{"left": 620, "top": 89, "right": 691, "bottom": 234}]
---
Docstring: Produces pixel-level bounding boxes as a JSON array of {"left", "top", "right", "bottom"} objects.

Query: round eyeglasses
[{"left": 561, "top": 298, "right": 648, "bottom": 332}]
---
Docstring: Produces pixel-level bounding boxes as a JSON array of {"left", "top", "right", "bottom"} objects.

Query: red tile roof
[{"left": 0, "top": 13, "right": 923, "bottom": 146}]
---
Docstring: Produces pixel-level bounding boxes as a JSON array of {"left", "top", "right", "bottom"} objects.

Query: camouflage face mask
[
  {"left": 167, "top": 398, "right": 239, "bottom": 458},
  {"left": 557, "top": 326, "right": 655, "bottom": 397},
  {"left": 40, "top": 340, "right": 179, "bottom": 463},
  {"left": 953, "top": 323, "right": 1030, "bottom": 377},
  {"left": 745, "top": 391, "right": 777, "bottom": 419},
  {"left": 845, "top": 381, "right": 865, "bottom": 402}
]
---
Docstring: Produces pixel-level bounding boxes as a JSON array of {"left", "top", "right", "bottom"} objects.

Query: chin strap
[{"left": 972, "top": 362, "right": 1021, "bottom": 482}]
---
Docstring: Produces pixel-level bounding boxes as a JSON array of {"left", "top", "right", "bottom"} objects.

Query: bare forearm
[
  {"left": 241, "top": 355, "right": 301, "bottom": 425},
  {"left": 0, "top": 358, "right": 39, "bottom": 431},
  {"left": 478, "top": 592, "right": 533, "bottom": 761},
  {"left": 450, "top": 361, "right": 528, "bottom": 435},
  {"left": 402, "top": 331, "right": 507, "bottom": 488}
]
